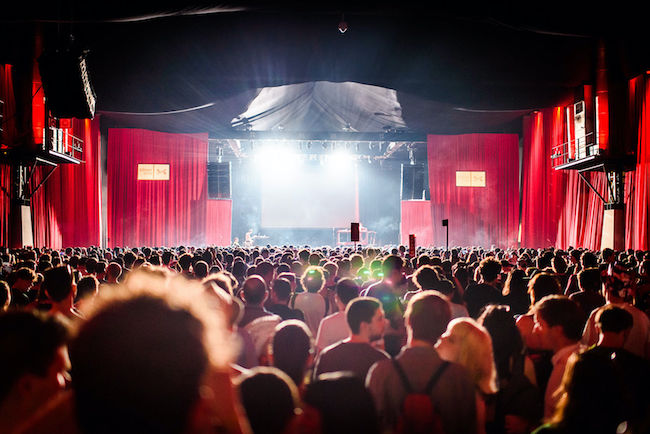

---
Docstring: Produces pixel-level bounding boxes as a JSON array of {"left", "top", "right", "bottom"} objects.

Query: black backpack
[{"left": 393, "top": 360, "right": 450, "bottom": 434}]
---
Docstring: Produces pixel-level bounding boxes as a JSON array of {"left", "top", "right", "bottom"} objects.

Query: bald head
[{"left": 242, "top": 276, "right": 268, "bottom": 306}]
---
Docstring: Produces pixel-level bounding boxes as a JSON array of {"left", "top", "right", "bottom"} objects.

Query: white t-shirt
[
  {"left": 294, "top": 292, "right": 326, "bottom": 335},
  {"left": 315, "top": 311, "right": 349, "bottom": 351}
]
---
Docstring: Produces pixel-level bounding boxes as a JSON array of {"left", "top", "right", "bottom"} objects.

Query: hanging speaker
[
  {"left": 38, "top": 50, "right": 96, "bottom": 119},
  {"left": 401, "top": 163, "right": 427, "bottom": 200},
  {"left": 350, "top": 222, "right": 360, "bottom": 242},
  {"left": 207, "top": 161, "right": 231, "bottom": 199}
]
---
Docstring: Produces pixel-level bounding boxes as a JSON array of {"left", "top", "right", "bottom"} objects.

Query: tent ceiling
[{"left": 3, "top": 2, "right": 648, "bottom": 136}]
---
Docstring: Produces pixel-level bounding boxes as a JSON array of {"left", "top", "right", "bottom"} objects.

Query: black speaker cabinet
[
  {"left": 401, "top": 163, "right": 427, "bottom": 200},
  {"left": 38, "top": 50, "right": 96, "bottom": 119},
  {"left": 207, "top": 161, "right": 231, "bottom": 199}
]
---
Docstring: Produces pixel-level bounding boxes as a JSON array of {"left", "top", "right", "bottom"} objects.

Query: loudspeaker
[
  {"left": 38, "top": 50, "right": 96, "bottom": 119},
  {"left": 207, "top": 161, "right": 231, "bottom": 199},
  {"left": 350, "top": 222, "right": 360, "bottom": 242},
  {"left": 401, "top": 164, "right": 427, "bottom": 200}
]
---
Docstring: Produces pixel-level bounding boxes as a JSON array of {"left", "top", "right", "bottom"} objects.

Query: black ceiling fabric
[{"left": 2, "top": 2, "right": 648, "bottom": 135}]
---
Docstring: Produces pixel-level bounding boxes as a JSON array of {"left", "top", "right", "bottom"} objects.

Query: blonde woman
[{"left": 436, "top": 318, "right": 498, "bottom": 434}]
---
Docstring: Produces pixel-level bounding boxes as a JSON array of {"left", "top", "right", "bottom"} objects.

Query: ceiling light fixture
[{"left": 338, "top": 14, "right": 348, "bottom": 34}]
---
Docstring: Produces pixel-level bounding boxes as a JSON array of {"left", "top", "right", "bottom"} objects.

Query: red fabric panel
[
  {"left": 1, "top": 64, "right": 18, "bottom": 247},
  {"left": 1, "top": 64, "right": 18, "bottom": 147},
  {"left": 0, "top": 164, "right": 10, "bottom": 247},
  {"left": 427, "top": 134, "right": 519, "bottom": 247},
  {"left": 629, "top": 75, "right": 650, "bottom": 250},
  {"left": 400, "top": 200, "right": 433, "bottom": 247},
  {"left": 206, "top": 200, "right": 232, "bottom": 246},
  {"left": 107, "top": 129, "right": 230, "bottom": 247},
  {"left": 31, "top": 118, "right": 102, "bottom": 248},
  {"left": 555, "top": 171, "right": 606, "bottom": 250},
  {"left": 521, "top": 109, "right": 569, "bottom": 247}
]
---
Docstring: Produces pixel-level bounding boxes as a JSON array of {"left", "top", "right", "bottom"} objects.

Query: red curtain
[
  {"left": 427, "top": 134, "right": 519, "bottom": 247},
  {"left": 206, "top": 200, "right": 232, "bottom": 246},
  {"left": 521, "top": 107, "right": 608, "bottom": 250},
  {"left": 521, "top": 109, "right": 569, "bottom": 247},
  {"left": 400, "top": 200, "right": 433, "bottom": 246},
  {"left": 628, "top": 75, "right": 650, "bottom": 250},
  {"left": 107, "top": 128, "right": 231, "bottom": 247},
  {"left": 1, "top": 64, "right": 17, "bottom": 247},
  {"left": 31, "top": 118, "right": 102, "bottom": 248},
  {"left": 0, "top": 164, "right": 10, "bottom": 247},
  {"left": 555, "top": 171, "right": 606, "bottom": 250}
]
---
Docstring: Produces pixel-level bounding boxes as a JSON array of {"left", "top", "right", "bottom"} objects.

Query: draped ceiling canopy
[{"left": 3, "top": 2, "right": 649, "bottom": 140}]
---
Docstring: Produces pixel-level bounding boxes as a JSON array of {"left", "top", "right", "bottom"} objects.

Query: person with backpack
[{"left": 366, "top": 290, "right": 477, "bottom": 434}]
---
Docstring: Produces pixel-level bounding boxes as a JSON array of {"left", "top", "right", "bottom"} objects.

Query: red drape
[
  {"left": 521, "top": 107, "right": 608, "bottom": 250},
  {"left": 555, "top": 171, "right": 606, "bottom": 250},
  {"left": 206, "top": 200, "right": 232, "bottom": 246},
  {"left": 0, "top": 164, "right": 10, "bottom": 247},
  {"left": 521, "top": 109, "right": 569, "bottom": 247},
  {"left": 427, "top": 134, "right": 519, "bottom": 247},
  {"left": 31, "top": 118, "right": 102, "bottom": 248},
  {"left": 400, "top": 200, "right": 433, "bottom": 246},
  {"left": 107, "top": 128, "right": 231, "bottom": 247},
  {"left": 1, "top": 64, "right": 18, "bottom": 247},
  {"left": 628, "top": 75, "right": 650, "bottom": 250}
]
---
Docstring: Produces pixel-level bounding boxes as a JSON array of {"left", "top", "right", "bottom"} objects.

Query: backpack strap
[
  {"left": 392, "top": 360, "right": 450, "bottom": 394},
  {"left": 392, "top": 359, "right": 414, "bottom": 394},
  {"left": 424, "top": 361, "right": 450, "bottom": 394}
]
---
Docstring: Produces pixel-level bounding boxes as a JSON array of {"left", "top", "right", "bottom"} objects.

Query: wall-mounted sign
[
  {"left": 456, "top": 171, "right": 486, "bottom": 187},
  {"left": 138, "top": 164, "right": 170, "bottom": 180}
]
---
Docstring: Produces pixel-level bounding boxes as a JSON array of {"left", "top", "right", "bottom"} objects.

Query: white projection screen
[{"left": 261, "top": 162, "right": 358, "bottom": 228}]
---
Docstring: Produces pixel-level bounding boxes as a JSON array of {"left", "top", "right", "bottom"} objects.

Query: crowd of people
[{"left": 1, "top": 243, "right": 650, "bottom": 434}]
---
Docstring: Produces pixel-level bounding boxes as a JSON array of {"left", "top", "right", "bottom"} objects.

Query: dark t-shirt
[
  {"left": 569, "top": 291, "right": 605, "bottom": 317},
  {"left": 9, "top": 288, "right": 30, "bottom": 307},
  {"left": 268, "top": 303, "right": 305, "bottom": 322},
  {"left": 314, "top": 341, "right": 389, "bottom": 380},
  {"left": 463, "top": 283, "right": 503, "bottom": 318}
]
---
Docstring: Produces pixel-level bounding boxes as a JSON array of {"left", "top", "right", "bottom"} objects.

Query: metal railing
[
  {"left": 45, "top": 126, "right": 83, "bottom": 161},
  {"left": 550, "top": 132, "right": 599, "bottom": 167}
]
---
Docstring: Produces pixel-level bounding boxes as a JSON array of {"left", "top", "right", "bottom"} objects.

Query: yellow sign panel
[
  {"left": 456, "top": 171, "right": 485, "bottom": 187},
  {"left": 138, "top": 164, "right": 170, "bottom": 180}
]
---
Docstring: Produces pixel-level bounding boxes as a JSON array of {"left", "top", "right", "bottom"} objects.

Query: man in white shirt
[
  {"left": 315, "top": 278, "right": 360, "bottom": 351},
  {"left": 582, "top": 264, "right": 650, "bottom": 359},
  {"left": 293, "top": 266, "right": 327, "bottom": 335}
]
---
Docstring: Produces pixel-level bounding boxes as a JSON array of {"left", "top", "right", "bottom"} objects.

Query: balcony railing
[{"left": 551, "top": 132, "right": 599, "bottom": 168}]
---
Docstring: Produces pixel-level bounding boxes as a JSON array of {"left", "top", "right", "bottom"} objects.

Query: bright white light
[
  {"left": 326, "top": 151, "right": 355, "bottom": 173},
  {"left": 255, "top": 147, "right": 300, "bottom": 168}
]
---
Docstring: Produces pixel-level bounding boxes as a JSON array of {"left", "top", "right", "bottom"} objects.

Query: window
[
  {"left": 137, "top": 164, "right": 170, "bottom": 180},
  {"left": 456, "top": 171, "right": 485, "bottom": 187}
]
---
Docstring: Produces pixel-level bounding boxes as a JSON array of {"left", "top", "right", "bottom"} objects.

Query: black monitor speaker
[
  {"left": 207, "top": 161, "right": 231, "bottom": 199},
  {"left": 350, "top": 222, "right": 360, "bottom": 242}
]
